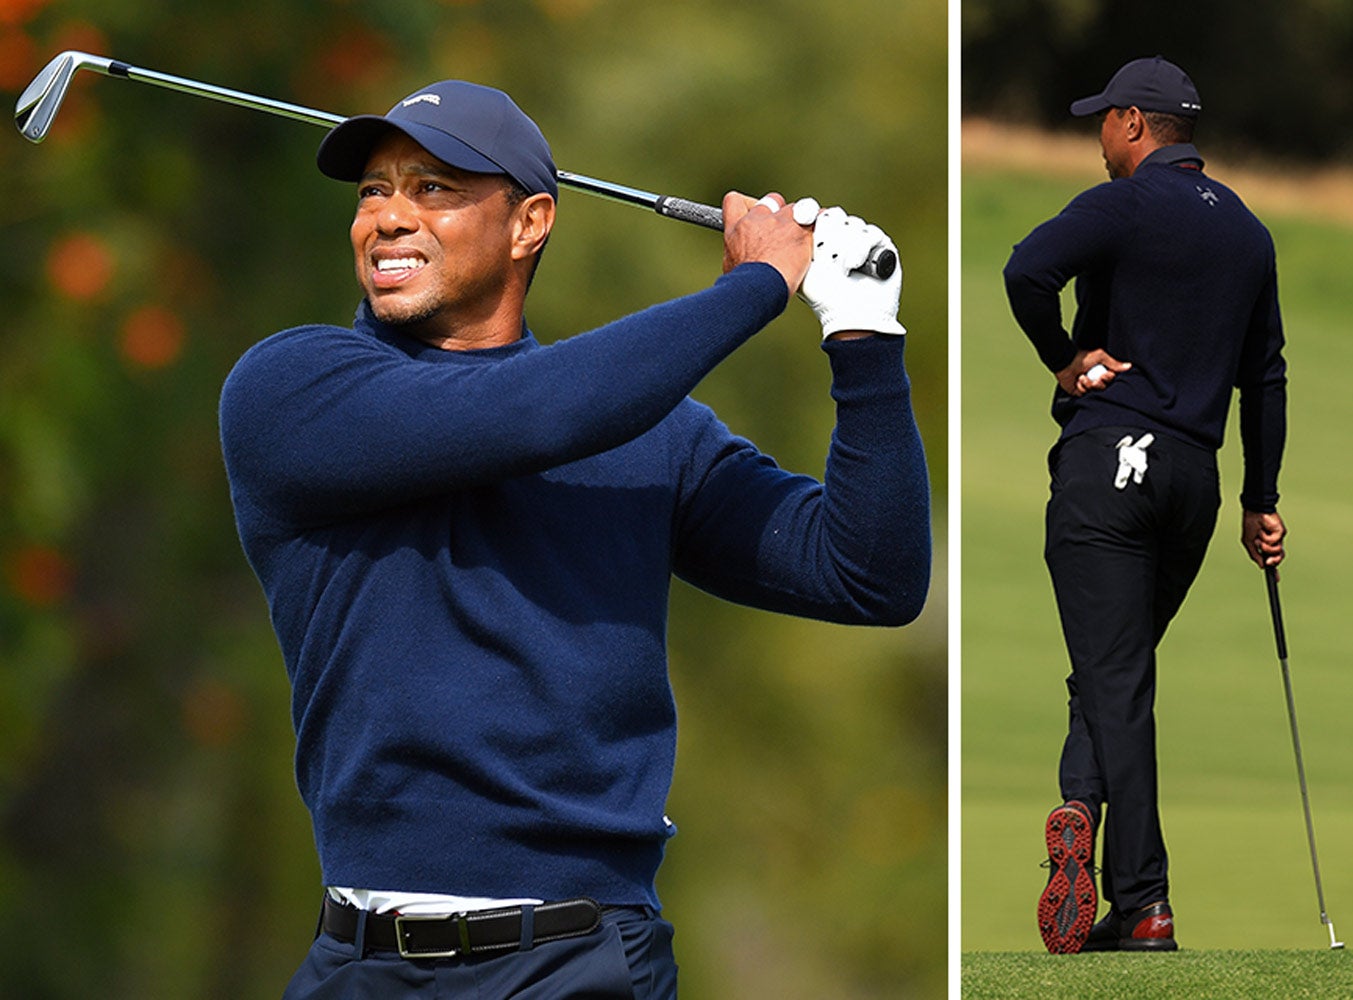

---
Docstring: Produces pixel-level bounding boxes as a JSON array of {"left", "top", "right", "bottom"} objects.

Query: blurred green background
[
  {"left": 963, "top": 0, "right": 1353, "bottom": 957},
  {"left": 0, "top": 0, "right": 947, "bottom": 997},
  {"left": 963, "top": 0, "right": 1353, "bottom": 162}
]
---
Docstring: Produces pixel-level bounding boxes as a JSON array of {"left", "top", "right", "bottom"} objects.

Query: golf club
[
  {"left": 1264, "top": 566, "right": 1344, "bottom": 950},
  {"left": 15, "top": 51, "right": 896, "bottom": 281}
]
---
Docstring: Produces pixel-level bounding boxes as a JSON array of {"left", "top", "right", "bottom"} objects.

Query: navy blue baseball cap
[
  {"left": 1070, "top": 56, "right": 1202, "bottom": 118},
  {"left": 317, "top": 80, "right": 558, "bottom": 200}
]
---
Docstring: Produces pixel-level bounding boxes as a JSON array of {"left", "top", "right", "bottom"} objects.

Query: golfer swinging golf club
[
  {"left": 219, "top": 79, "right": 929, "bottom": 995},
  {"left": 1003, "top": 56, "right": 1287, "bottom": 954}
]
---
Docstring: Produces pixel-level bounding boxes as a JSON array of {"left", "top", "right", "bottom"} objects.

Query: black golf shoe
[
  {"left": 1037, "top": 800, "right": 1097, "bottom": 954},
  {"left": 1082, "top": 901, "right": 1178, "bottom": 952}
]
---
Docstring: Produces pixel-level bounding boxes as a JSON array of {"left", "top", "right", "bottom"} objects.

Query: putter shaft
[{"left": 1265, "top": 567, "right": 1341, "bottom": 948}]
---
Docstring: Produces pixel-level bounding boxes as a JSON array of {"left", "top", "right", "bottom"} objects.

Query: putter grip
[
  {"left": 1265, "top": 566, "right": 1288, "bottom": 659},
  {"left": 653, "top": 196, "right": 897, "bottom": 281}
]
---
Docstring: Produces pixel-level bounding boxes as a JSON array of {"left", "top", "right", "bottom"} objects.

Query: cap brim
[
  {"left": 1069, "top": 95, "right": 1111, "bottom": 117},
  {"left": 317, "top": 115, "right": 506, "bottom": 181}
]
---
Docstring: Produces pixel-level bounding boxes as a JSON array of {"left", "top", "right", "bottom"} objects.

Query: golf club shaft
[
  {"left": 1264, "top": 567, "right": 1339, "bottom": 942},
  {"left": 114, "top": 57, "right": 343, "bottom": 130},
  {"left": 19, "top": 52, "right": 894, "bottom": 278},
  {"left": 90, "top": 57, "right": 720, "bottom": 226}
]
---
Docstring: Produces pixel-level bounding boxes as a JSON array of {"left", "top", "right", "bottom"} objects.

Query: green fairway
[
  {"left": 962, "top": 949, "right": 1351, "bottom": 999},
  {"left": 962, "top": 149, "right": 1353, "bottom": 956}
]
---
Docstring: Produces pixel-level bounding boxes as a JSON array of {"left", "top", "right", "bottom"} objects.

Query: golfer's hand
[
  {"left": 722, "top": 191, "right": 813, "bottom": 296},
  {"left": 1243, "top": 509, "right": 1286, "bottom": 569},
  {"left": 1056, "top": 349, "right": 1132, "bottom": 397},
  {"left": 798, "top": 206, "right": 905, "bottom": 340}
]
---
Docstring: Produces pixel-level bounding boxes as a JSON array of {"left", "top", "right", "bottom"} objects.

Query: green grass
[
  {"left": 961, "top": 161, "right": 1353, "bottom": 958},
  {"left": 962, "top": 949, "right": 1351, "bottom": 999}
]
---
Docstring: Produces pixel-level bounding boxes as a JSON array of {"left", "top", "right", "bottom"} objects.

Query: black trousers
[{"left": 1044, "top": 427, "right": 1220, "bottom": 914}]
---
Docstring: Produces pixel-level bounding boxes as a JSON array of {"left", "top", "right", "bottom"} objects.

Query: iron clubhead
[{"left": 15, "top": 51, "right": 112, "bottom": 142}]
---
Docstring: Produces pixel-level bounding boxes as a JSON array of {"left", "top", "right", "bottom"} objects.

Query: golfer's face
[
  {"left": 352, "top": 131, "right": 516, "bottom": 341},
  {"left": 1098, "top": 109, "right": 1132, "bottom": 180}
]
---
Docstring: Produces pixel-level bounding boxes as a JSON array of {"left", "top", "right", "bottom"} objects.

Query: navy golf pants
[
  {"left": 283, "top": 905, "right": 677, "bottom": 999},
  {"left": 1044, "top": 427, "right": 1219, "bottom": 914}
]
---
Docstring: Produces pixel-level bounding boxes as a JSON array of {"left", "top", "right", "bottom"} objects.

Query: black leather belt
[{"left": 321, "top": 895, "right": 603, "bottom": 959}]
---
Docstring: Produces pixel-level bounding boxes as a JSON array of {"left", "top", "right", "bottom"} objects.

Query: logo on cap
[{"left": 402, "top": 94, "right": 441, "bottom": 108}]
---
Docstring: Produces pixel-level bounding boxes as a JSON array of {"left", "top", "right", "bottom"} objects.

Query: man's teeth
[{"left": 376, "top": 257, "right": 424, "bottom": 272}]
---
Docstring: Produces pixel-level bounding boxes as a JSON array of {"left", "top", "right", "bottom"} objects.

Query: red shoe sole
[{"left": 1038, "top": 805, "right": 1097, "bottom": 954}]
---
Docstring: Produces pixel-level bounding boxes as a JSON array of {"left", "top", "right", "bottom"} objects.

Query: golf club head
[{"left": 14, "top": 51, "right": 112, "bottom": 142}]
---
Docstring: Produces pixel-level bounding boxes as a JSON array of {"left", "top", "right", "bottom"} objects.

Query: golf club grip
[
  {"left": 653, "top": 196, "right": 897, "bottom": 280},
  {"left": 1265, "top": 566, "right": 1288, "bottom": 659},
  {"left": 654, "top": 196, "right": 724, "bottom": 231}
]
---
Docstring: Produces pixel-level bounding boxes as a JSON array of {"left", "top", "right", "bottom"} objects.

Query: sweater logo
[{"left": 1196, "top": 185, "right": 1219, "bottom": 207}]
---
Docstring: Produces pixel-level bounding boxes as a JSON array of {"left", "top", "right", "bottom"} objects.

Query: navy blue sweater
[
  {"left": 1004, "top": 144, "right": 1286, "bottom": 511},
  {"left": 219, "top": 262, "right": 930, "bottom": 907}
]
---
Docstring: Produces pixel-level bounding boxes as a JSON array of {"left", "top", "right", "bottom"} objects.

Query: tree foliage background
[
  {"left": 0, "top": 1, "right": 947, "bottom": 997},
  {"left": 963, "top": 0, "right": 1353, "bottom": 162}
]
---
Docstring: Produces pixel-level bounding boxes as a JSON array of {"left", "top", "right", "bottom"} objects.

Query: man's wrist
[
  {"left": 1042, "top": 339, "right": 1079, "bottom": 375},
  {"left": 722, "top": 261, "right": 791, "bottom": 313}
]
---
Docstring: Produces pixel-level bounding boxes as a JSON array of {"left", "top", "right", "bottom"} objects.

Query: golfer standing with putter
[
  {"left": 1003, "top": 57, "right": 1287, "bottom": 954},
  {"left": 219, "top": 79, "right": 928, "bottom": 996}
]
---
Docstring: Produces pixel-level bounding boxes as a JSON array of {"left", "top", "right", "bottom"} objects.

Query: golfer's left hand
[
  {"left": 798, "top": 206, "right": 905, "bottom": 341},
  {"left": 1242, "top": 509, "right": 1286, "bottom": 569}
]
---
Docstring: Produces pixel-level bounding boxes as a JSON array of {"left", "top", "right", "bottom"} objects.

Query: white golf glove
[
  {"left": 797, "top": 205, "right": 905, "bottom": 340},
  {"left": 1114, "top": 433, "right": 1154, "bottom": 489}
]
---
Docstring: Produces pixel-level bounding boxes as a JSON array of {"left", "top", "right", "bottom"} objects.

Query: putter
[
  {"left": 15, "top": 51, "right": 896, "bottom": 280},
  {"left": 1264, "top": 566, "right": 1344, "bottom": 950}
]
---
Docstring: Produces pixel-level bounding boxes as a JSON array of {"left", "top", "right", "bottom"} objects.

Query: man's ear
[
  {"left": 511, "top": 193, "right": 555, "bottom": 261},
  {"left": 1124, "top": 106, "right": 1146, "bottom": 141}
]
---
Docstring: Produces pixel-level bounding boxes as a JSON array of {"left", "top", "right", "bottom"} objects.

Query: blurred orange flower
[
  {"left": 121, "top": 305, "right": 186, "bottom": 370},
  {"left": 0, "top": 0, "right": 48, "bottom": 28},
  {"left": 46, "top": 232, "right": 115, "bottom": 302},
  {"left": 5, "top": 543, "right": 73, "bottom": 607}
]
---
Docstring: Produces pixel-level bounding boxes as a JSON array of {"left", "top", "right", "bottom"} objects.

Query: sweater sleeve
[
  {"left": 220, "top": 263, "right": 787, "bottom": 524},
  {"left": 1236, "top": 255, "right": 1287, "bottom": 512},
  {"left": 672, "top": 335, "right": 930, "bottom": 627},
  {"left": 1003, "top": 182, "right": 1137, "bottom": 373}
]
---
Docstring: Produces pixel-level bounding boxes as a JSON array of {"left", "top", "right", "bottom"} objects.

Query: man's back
[{"left": 1005, "top": 146, "right": 1281, "bottom": 452}]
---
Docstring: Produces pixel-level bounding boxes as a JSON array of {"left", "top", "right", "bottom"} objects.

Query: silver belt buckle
[{"left": 394, "top": 911, "right": 471, "bottom": 959}]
